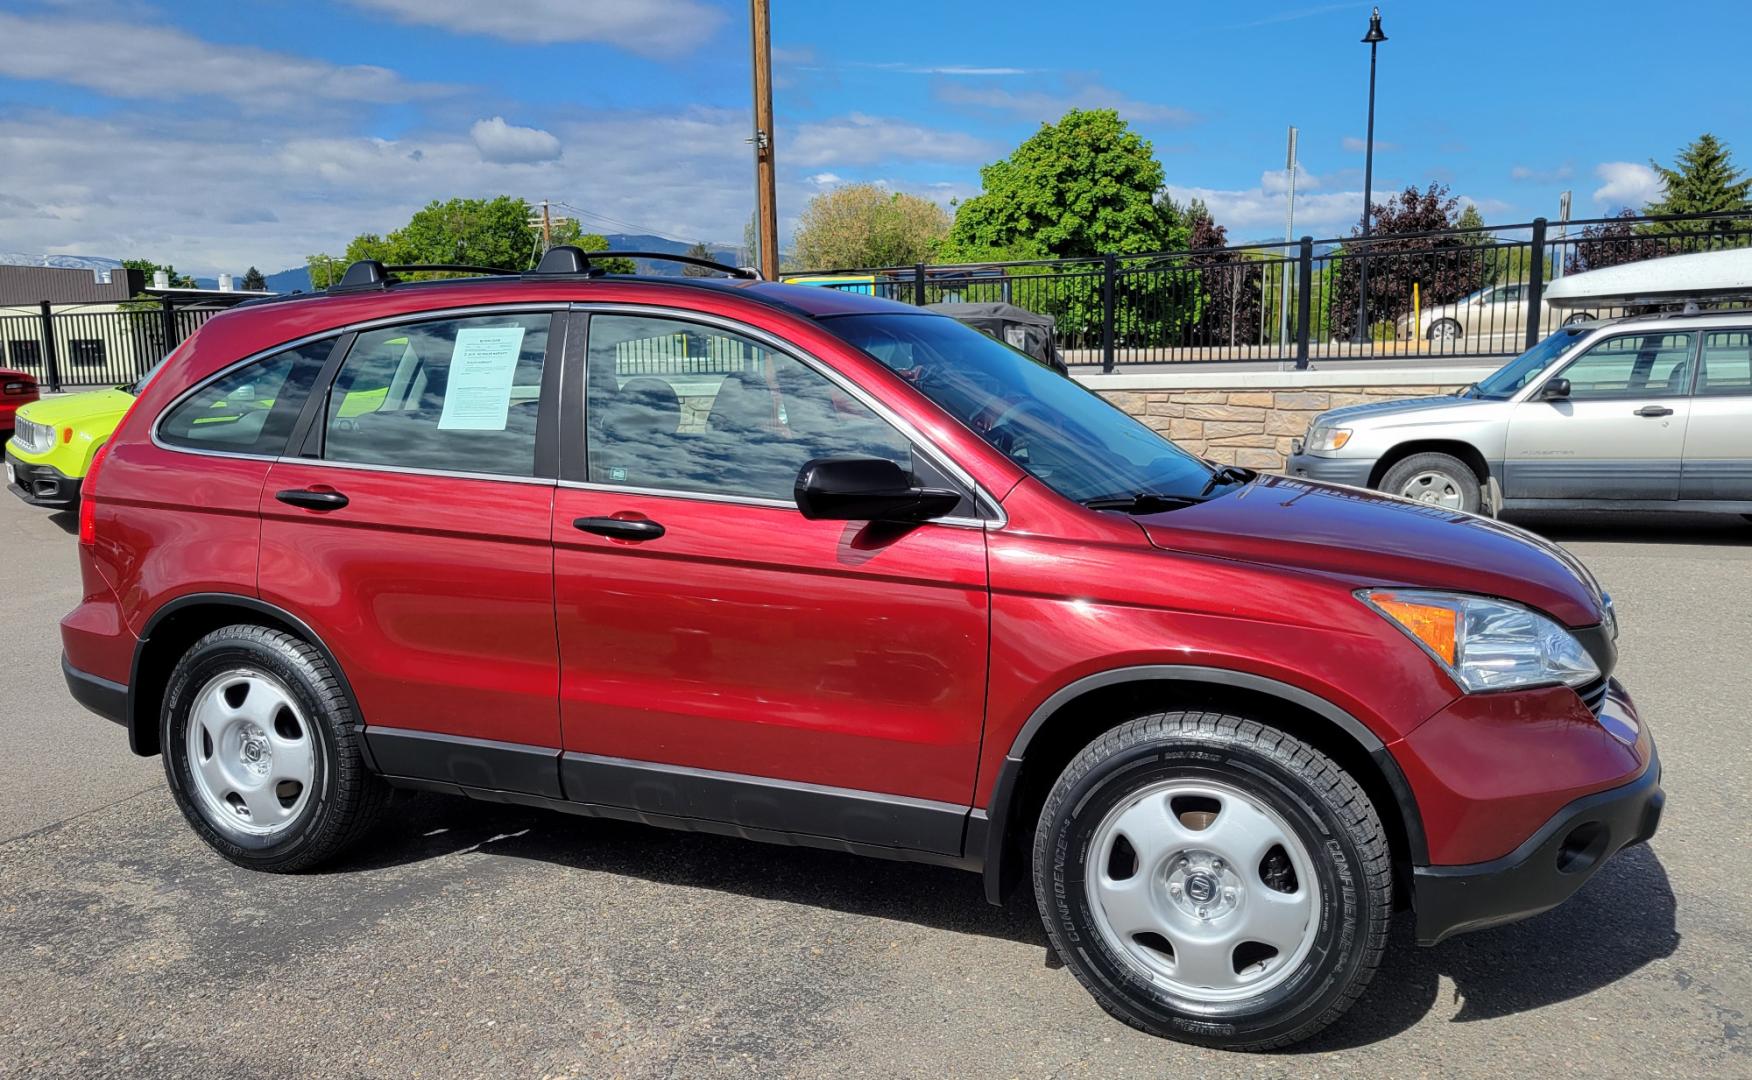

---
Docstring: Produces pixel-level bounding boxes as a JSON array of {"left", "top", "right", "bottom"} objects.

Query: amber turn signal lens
[
  {"left": 1327, "top": 429, "right": 1351, "bottom": 450},
  {"left": 1371, "top": 595, "right": 1457, "bottom": 665}
]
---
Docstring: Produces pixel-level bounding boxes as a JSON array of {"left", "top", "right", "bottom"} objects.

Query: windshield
[
  {"left": 822, "top": 313, "right": 1215, "bottom": 504},
  {"left": 1469, "top": 327, "right": 1590, "bottom": 399}
]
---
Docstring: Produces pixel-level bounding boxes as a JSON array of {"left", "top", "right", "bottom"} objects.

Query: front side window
[
  {"left": 824, "top": 313, "right": 1215, "bottom": 505},
  {"left": 1557, "top": 331, "right": 1696, "bottom": 399},
  {"left": 323, "top": 313, "right": 551, "bottom": 477},
  {"left": 158, "top": 340, "right": 330, "bottom": 455},
  {"left": 585, "top": 314, "right": 912, "bottom": 501},
  {"left": 1699, "top": 330, "right": 1752, "bottom": 396}
]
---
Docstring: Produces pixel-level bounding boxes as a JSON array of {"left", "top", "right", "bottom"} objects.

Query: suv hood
[
  {"left": 1318, "top": 394, "right": 1478, "bottom": 425},
  {"left": 16, "top": 387, "right": 134, "bottom": 427},
  {"left": 1138, "top": 475, "right": 1602, "bottom": 627}
]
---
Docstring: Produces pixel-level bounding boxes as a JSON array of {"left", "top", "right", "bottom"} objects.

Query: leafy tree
[
  {"left": 793, "top": 184, "right": 949, "bottom": 270},
  {"left": 682, "top": 241, "right": 718, "bottom": 277},
  {"left": 1567, "top": 209, "right": 1665, "bottom": 273},
  {"left": 121, "top": 258, "right": 196, "bottom": 292},
  {"left": 1643, "top": 133, "right": 1752, "bottom": 232},
  {"left": 241, "top": 266, "right": 268, "bottom": 292},
  {"left": 1328, "top": 183, "right": 1490, "bottom": 339},
  {"left": 308, "top": 196, "right": 558, "bottom": 284},
  {"left": 547, "top": 218, "right": 637, "bottom": 274},
  {"left": 944, "top": 109, "right": 1174, "bottom": 262},
  {"left": 1182, "top": 207, "right": 1262, "bottom": 346}
]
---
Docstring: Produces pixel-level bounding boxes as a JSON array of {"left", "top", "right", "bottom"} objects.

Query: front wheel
[
  {"left": 1426, "top": 318, "right": 1462, "bottom": 343},
  {"left": 161, "top": 625, "right": 388, "bottom": 871},
  {"left": 1380, "top": 451, "right": 1482, "bottom": 513},
  {"left": 1033, "top": 712, "right": 1391, "bottom": 1050}
]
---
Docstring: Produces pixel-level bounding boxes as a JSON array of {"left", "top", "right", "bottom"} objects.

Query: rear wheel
[
  {"left": 1032, "top": 712, "right": 1391, "bottom": 1050},
  {"left": 161, "top": 625, "right": 387, "bottom": 871},
  {"left": 1380, "top": 451, "right": 1482, "bottom": 513},
  {"left": 1427, "top": 318, "right": 1462, "bottom": 344}
]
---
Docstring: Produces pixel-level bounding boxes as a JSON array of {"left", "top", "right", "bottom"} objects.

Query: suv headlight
[
  {"left": 1306, "top": 424, "right": 1352, "bottom": 452},
  {"left": 1359, "top": 589, "right": 1600, "bottom": 693}
]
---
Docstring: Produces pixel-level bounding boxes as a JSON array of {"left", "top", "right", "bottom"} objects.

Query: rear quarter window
[{"left": 156, "top": 340, "right": 332, "bottom": 455}]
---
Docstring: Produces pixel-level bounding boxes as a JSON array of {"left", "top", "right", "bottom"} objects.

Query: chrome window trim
[
  {"left": 555, "top": 478, "right": 988, "bottom": 530},
  {"left": 271, "top": 455, "right": 556, "bottom": 487},
  {"left": 571, "top": 302, "right": 1007, "bottom": 529},
  {"left": 148, "top": 303, "right": 567, "bottom": 463}
]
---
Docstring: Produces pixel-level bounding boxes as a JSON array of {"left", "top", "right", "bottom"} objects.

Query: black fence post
[
  {"left": 1295, "top": 237, "right": 1314, "bottom": 370},
  {"left": 159, "top": 298, "right": 178, "bottom": 363},
  {"left": 1101, "top": 254, "right": 1117, "bottom": 373},
  {"left": 38, "top": 301, "right": 61, "bottom": 394},
  {"left": 912, "top": 264, "right": 926, "bottom": 307},
  {"left": 1524, "top": 217, "right": 1548, "bottom": 350}
]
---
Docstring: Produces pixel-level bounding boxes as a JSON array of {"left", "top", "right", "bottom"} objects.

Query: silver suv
[{"left": 1287, "top": 310, "right": 1752, "bottom": 516}]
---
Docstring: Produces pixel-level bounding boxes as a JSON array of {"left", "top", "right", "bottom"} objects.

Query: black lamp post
[{"left": 1356, "top": 6, "right": 1387, "bottom": 344}]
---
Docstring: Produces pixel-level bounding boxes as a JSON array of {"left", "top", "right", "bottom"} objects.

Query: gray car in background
[{"left": 1287, "top": 309, "right": 1752, "bottom": 517}]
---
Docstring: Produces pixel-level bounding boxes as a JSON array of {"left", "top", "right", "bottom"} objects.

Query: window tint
[
  {"left": 323, "top": 314, "right": 551, "bottom": 477},
  {"left": 586, "top": 314, "right": 911, "bottom": 501},
  {"left": 1699, "top": 331, "right": 1752, "bottom": 396},
  {"left": 1557, "top": 331, "right": 1695, "bottom": 399},
  {"left": 158, "top": 340, "right": 330, "bottom": 454}
]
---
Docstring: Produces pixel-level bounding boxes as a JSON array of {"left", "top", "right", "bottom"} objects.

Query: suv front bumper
[
  {"left": 1285, "top": 448, "right": 1375, "bottom": 487},
  {"left": 1411, "top": 740, "right": 1663, "bottom": 945},
  {"left": 6, "top": 450, "right": 82, "bottom": 507}
]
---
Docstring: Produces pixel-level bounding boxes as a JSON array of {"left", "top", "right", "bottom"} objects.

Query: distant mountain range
[{"left": 3, "top": 234, "right": 749, "bottom": 297}]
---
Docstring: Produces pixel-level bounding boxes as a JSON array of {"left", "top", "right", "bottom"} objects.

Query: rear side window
[
  {"left": 1699, "top": 331, "right": 1752, "bottom": 396},
  {"left": 157, "top": 340, "right": 331, "bottom": 455},
  {"left": 322, "top": 314, "right": 551, "bottom": 478}
]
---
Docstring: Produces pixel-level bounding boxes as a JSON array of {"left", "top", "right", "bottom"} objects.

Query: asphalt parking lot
[{"left": 1, "top": 493, "right": 1748, "bottom": 1078}]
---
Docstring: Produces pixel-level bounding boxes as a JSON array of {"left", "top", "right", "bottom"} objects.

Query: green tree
[
  {"left": 794, "top": 183, "right": 949, "bottom": 269},
  {"left": 121, "top": 258, "right": 196, "bottom": 292},
  {"left": 682, "top": 240, "right": 718, "bottom": 277},
  {"left": 1643, "top": 133, "right": 1752, "bottom": 232},
  {"left": 241, "top": 266, "right": 268, "bottom": 291},
  {"left": 944, "top": 109, "right": 1174, "bottom": 261}
]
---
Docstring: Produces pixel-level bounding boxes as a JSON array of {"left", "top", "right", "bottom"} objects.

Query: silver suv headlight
[
  {"left": 1305, "top": 423, "right": 1353, "bottom": 452},
  {"left": 1359, "top": 589, "right": 1600, "bottom": 693}
]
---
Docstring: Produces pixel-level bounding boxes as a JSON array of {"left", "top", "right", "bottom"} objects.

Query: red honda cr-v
[{"left": 60, "top": 247, "right": 1661, "bottom": 1050}]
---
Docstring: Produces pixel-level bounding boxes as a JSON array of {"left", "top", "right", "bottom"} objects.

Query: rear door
[
  {"left": 550, "top": 309, "right": 990, "bottom": 840},
  {"left": 1682, "top": 329, "right": 1752, "bottom": 503},
  {"left": 257, "top": 308, "right": 566, "bottom": 794},
  {"left": 1503, "top": 329, "right": 1695, "bottom": 501}
]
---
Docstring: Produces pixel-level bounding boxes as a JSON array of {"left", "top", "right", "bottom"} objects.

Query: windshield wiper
[
  {"left": 1197, "top": 464, "right": 1257, "bottom": 497},
  {"left": 1082, "top": 492, "right": 1208, "bottom": 514}
]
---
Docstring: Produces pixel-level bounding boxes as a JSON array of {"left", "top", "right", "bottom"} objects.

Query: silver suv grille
[{"left": 10, "top": 417, "right": 52, "bottom": 454}]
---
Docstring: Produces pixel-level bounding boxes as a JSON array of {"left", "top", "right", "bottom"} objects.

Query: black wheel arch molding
[{"left": 974, "top": 663, "right": 1430, "bottom": 906}]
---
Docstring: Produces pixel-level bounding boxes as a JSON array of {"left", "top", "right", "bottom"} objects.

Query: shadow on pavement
[
  {"left": 1507, "top": 510, "right": 1752, "bottom": 547},
  {"left": 45, "top": 509, "right": 78, "bottom": 536},
  {"left": 332, "top": 792, "right": 1678, "bottom": 1048}
]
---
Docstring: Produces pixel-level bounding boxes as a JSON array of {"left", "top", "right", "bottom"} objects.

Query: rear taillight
[
  {"left": 2, "top": 380, "right": 25, "bottom": 395},
  {"left": 78, "top": 442, "right": 112, "bottom": 546}
]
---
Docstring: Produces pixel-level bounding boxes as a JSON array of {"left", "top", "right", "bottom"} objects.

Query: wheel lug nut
[
  {"left": 1211, "top": 858, "right": 1224, "bottom": 871},
  {"left": 1197, "top": 907, "right": 1208, "bottom": 918},
  {"left": 1169, "top": 883, "right": 1181, "bottom": 897},
  {"left": 1224, "top": 888, "right": 1236, "bottom": 901}
]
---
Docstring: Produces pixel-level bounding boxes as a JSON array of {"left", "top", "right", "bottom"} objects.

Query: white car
[{"left": 1397, "top": 281, "right": 1596, "bottom": 344}]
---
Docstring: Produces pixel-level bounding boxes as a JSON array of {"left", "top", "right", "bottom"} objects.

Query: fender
[
  {"left": 127, "top": 592, "right": 374, "bottom": 768},
  {"left": 975, "top": 664, "right": 1428, "bottom": 905}
]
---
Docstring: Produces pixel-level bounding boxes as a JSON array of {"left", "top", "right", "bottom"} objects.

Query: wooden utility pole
[
  {"left": 749, "top": 0, "right": 778, "bottom": 280},
  {"left": 540, "top": 199, "right": 552, "bottom": 252}
]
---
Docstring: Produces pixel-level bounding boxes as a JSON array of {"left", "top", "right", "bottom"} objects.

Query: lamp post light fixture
[{"left": 1356, "top": 6, "right": 1387, "bottom": 345}]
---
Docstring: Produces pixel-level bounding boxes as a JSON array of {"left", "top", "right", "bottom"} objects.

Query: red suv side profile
[{"left": 60, "top": 248, "right": 1662, "bottom": 1050}]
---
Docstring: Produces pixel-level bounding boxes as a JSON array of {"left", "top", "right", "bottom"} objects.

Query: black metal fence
[
  {"left": 0, "top": 299, "right": 231, "bottom": 391},
  {"left": 796, "top": 210, "right": 1752, "bottom": 369}
]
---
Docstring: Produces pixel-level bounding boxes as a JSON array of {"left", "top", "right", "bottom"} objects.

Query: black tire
[
  {"left": 1379, "top": 451, "right": 1483, "bottom": 513},
  {"left": 1426, "top": 318, "right": 1462, "bottom": 343},
  {"left": 1032, "top": 711, "right": 1391, "bottom": 1051},
  {"left": 161, "top": 624, "right": 388, "bottom": 872}
]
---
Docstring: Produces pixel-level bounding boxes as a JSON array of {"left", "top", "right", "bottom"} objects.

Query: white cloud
[
  {"left": 470, "top": 117, "right": 562, "bottom": 164},
  {"left": 847, "top": 62, "right": 1033, "bottom": 76},
  {"left": 1260, "top": 165, "right": 1320, "bottom": 195},
  {"left": 936, "top": 81, "right": 1196, "bottom": 126},
  {"left": 345, "top": 0, "right": 725, "bottom": 55},
  {"left": 0, "top": 13, "right": 446, "bottom": 107},
  {"left": 788, "top": 113, "right": 996, "bottom": 168},
  {"left": 1341, "top": 135, "right": 1400, "bottom": 153},
  {"left": 1166, "top": 183, "right": 1364, "bottom": 238},
  {"left": 807, "top": 172, "right": 843, "bottom": 186},
  {"left": 1510, "top": 163, "right": 1573, "bottom": 183},
  {"left": 1592, "top": 161, "right": 1663, "bottom": 208}
]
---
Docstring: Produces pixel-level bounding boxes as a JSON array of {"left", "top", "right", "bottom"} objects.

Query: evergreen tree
[
  {"left": 241, "top": 266, "right": 267, "bottom": 291},
  {"left": 1643, "top": 134, "right": 1752, "bottom": 233}
]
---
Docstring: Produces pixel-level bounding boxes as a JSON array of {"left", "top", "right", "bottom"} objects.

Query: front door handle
[
  {"left": 276, "top": 488, "right": 349, "bottom": 511},
  {"left": 574, "top": 516, "right": 665, "bottom": 541},
  {"left": 1635, "top": 405, "right": 1674, "bottom": 418}
]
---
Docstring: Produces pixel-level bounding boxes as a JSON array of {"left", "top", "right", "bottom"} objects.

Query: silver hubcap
[
  {"left": 185, "top": 670, "right": 317, "bottom": 839},
  {"left": 1433, "top": 322, "right": 1458, "bottom": 340},
  {"left": 1400, "top": 470, "right": 1465, "bottom": 508},
  {"left": 1086, "top": 779, "right": 1320, "bottom": 1002}
]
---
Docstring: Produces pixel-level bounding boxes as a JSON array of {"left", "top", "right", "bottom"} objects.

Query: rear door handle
[
  {"left": 276, "top": 488, "right": 350, "bottom": 511},
  {"left": 574, "top": 516, "right": 665, "bottom": 541},
  {"left": 1634, "top": 405, "right": 1674, "bottom": 417}
]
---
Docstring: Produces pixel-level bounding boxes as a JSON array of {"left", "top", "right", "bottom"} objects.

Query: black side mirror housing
[
  {"left": 1540, "top": 376, "right": 1571, "bottom": 401},
  {"left": 794, "top": 457, "right": 962, "bottom": 522}
]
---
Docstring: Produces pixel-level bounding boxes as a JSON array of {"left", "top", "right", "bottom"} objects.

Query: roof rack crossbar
[
  {"left": 326, "top": 259, "right": 520, "bottom": 295},
  {"left": 528, "top": 245, "right": 760, "bottom": 280}
]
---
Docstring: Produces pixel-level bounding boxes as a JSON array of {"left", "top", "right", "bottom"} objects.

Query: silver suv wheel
[{"left": 184, "top": 669, "right": 320, "bottom": 840}]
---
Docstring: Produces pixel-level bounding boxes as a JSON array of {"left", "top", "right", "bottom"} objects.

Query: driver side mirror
[
  {"left": 794, "top": 457, "right": 961, "bottom": 522},
  {"left": 1539, "top": 376, "right": 1571, "bottom": 401}
]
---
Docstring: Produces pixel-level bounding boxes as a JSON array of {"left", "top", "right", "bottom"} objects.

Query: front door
[
  {"left": 551, "top": 311, "right": 989, "bottom": 847},
  {"left": 1504, "top": 329, "right": 1696, "bottom": 501},
  {"left": 258, "top": 310, "right": 565, "bottom": 793},
  {"left": 1683, "top": 329, "right": 1752, "bottom": 502}
]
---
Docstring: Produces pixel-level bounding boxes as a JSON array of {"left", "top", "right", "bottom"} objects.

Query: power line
[{"left": 549, "top": 201, "right": 698, "bottom": 245}]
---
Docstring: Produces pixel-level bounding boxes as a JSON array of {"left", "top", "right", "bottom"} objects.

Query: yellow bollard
[{"left": 1412, "top": 281, "right": 1421, "bottom": 352}]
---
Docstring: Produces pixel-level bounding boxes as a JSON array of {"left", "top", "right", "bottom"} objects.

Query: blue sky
[{"left": 2, "top": 0, "right": 1748, "bottom": 276}]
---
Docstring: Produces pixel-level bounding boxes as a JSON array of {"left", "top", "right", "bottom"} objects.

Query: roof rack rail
[
  {"left": 526, "top": 245, "right": 761, "bottom": 280},
  {"left": 327, "top": 260, "right": 518, "bottom": 295}
]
